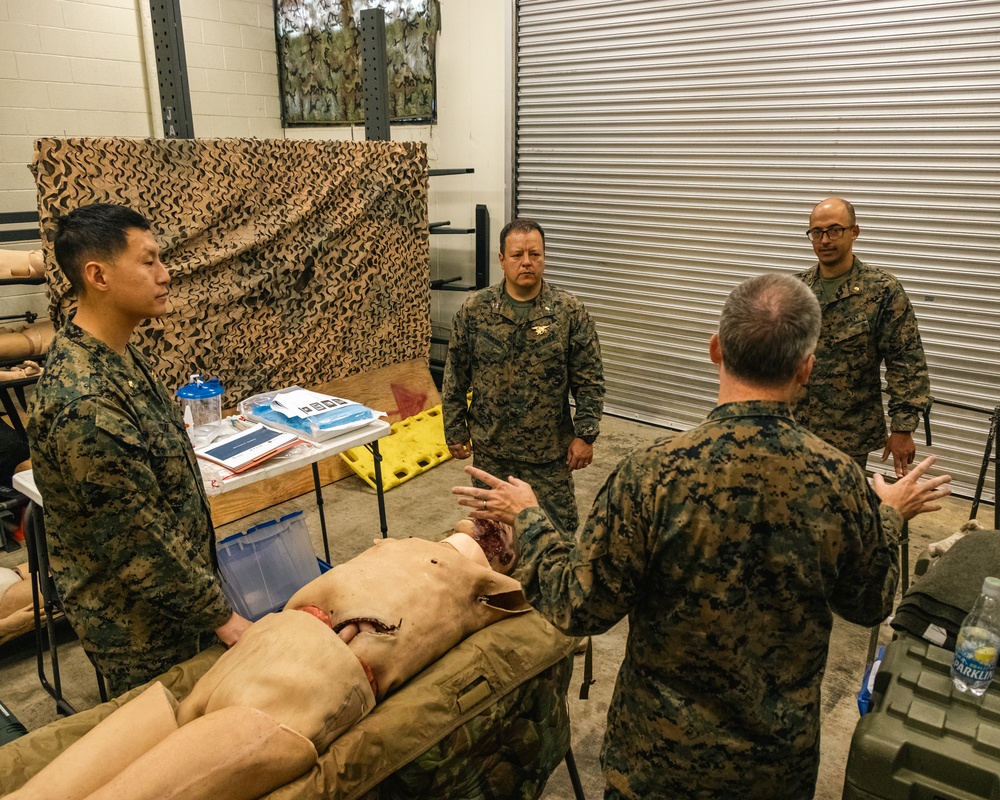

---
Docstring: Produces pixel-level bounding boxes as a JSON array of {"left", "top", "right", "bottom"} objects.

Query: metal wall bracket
[
  {"left": 148, "top": 0, "right": 194, "bottom": 138},
  {"left": 360, "top": 9, "right": 390, "bottom": 141}
]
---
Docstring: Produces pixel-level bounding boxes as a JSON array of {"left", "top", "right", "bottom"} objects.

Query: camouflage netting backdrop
[{"left": 30, "top": 137, "right": 430, "bottom": 402}]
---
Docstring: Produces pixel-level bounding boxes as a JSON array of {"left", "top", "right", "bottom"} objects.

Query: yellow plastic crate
[{"left": 340, "top": 405, "right": 452, "bottom": 491}]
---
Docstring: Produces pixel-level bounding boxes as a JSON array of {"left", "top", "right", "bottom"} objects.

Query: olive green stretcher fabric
[{"left": 0, "top": 611, "right": 575, "bottom": 800}]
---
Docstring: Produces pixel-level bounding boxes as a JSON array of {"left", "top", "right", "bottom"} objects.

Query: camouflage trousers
[
  {"left": 472, "top": 451, "right": 579, "bottom": 534},
  {"left": 95, "top": 632, "right": 215, "bottom": 697}
]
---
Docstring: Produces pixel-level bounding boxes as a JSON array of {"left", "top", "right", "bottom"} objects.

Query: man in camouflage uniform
[
  {"left": 27, "top": 203, "right": 250, "bottom": 696},
  {"left": 455, "top": 274, "right": 951, "bottom": 800},
  {"left": 795, "top": 196, "right": 931, "bottom": 475},
  {"left": 442, "top": 218, "right": 605, "bottom": 533}
]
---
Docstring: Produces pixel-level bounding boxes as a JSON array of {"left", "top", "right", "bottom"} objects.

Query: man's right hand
[
  {"left": 873, "top": 455, "right": 952, "bottom": 520},
  {"left": 452, "top": 465, "right": 539, "bottom": 527},
  {"left": 216, "top": 612, "right": 252, "bottom": 647},
  {"left": 448, "top": 441, "right": 473, "bottom": 459}
]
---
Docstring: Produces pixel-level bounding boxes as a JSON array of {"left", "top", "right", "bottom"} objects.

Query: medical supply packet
[{"left": 240, "top": 386, "right": 384, "bottom": 442}]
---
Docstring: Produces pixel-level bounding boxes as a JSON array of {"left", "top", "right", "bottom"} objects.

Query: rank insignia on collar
[{"left": 532, "top": 324, "right": 550, "bottom": 335}]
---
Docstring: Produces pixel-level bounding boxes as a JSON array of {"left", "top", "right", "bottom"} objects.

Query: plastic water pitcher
[{"left": 176, "top": 374, "right": 225, "bottom": 446}]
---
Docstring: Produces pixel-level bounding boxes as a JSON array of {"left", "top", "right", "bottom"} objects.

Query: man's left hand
[
  {"left": 566, "top": 438, "right": 594, "bottom": 471},
  {"left": 452, "top": 465, "right": 539, "bottom": 526},
  {"left": 882, "top": 431, "right": 916, "bottom": 477}
]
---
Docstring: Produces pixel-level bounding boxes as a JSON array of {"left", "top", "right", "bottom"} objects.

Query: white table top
[
  {"left": 13, "top": 418, "right": 392, "bottom": 507},
  {"left": 12, "top": 470, "right": 41, "bottom": 505}
]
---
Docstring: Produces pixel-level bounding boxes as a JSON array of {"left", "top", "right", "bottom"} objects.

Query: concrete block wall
[
  {"left": 1, "top": 0, "right": 285, "bottom": 215},
  {"left": 0, "top": 0, "right": 151, "bottom": 214},
  {"left": 179, "top": 0, "right": 283, "bottom": 139}
]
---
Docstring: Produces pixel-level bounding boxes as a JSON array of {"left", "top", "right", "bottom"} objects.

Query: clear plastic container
[
  {"left": 951, "top": 576, "right": 1000, "bottom": 696},
  {"left": 216, "top": 511, "right": 321, "bottom": 621},
  {"left": 176, "top": 374, "right": 225, "bottom": 447}
]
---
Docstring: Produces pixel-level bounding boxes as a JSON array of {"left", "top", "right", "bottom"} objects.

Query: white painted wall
[
  {"left": 178, "top": 0, "right": 284, "bottom": 139},
  {"left": 0, "top": 0, "right": 152, "bottom": 214},
  {"left": 0, "top": 0, "right": 509, "bottom": 341}
]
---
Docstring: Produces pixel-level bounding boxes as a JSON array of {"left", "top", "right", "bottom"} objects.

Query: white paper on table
[{"left": 270, "top": 388, "right": 356, "bottom": 419}]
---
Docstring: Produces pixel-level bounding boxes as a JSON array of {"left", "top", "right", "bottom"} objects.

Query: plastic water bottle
[{"left": 951, "top": 576, "right": 1000, "bottom": 696}]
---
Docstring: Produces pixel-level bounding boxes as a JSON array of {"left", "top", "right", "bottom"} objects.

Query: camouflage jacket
[
  {"left": 794, "top": 257, "right": 930, "bottom": 458},
  {"left": 26, "top": 322, "right": 233, "bottom": 688},
  {"left": 514, "top": 401, "right": 901, "bottom": 799},
  {"left": 442, "top": 281, "right": 605, "bottom": 463}
]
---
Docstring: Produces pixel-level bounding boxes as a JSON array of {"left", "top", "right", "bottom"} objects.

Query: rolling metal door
[{"left": 515, "top": 0, "right": 1000, "bottom": 501}]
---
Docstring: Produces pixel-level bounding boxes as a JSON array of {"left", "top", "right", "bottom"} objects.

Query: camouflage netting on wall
[{"left": 30, "top": 137, "right": 430, "bottom": 402}]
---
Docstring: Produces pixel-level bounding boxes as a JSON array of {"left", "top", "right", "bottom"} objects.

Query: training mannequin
[
  {"left": 8, "top": 524, "right": 527, "bottom": 800},
  {"left": 0, "top": 250, "right": 45, "bottom": 281},
  {"left": 0, "top": 565, "right": 31, "bottom": 621},
  {"left": 0, "top": 322, "right": 53, "bottom": 363}
]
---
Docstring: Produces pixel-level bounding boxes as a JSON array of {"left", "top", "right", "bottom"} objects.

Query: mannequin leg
[
  {"left": 7, "top": 683, "right": 180, "bottom": 800},
  {"left": 85, "top": 705, "right": 317, "bottom": 800},
  {"left": 0, "top": 250, "right": 45, "bottom": 280}
]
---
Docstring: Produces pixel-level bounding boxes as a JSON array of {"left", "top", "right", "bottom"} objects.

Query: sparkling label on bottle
[{"left": 953, "top": 627, "right": 999, "bottom": 683}]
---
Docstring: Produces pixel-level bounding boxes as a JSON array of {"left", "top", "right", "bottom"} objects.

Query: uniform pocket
[
  {"left": 147, "top": 423, "right": 189, "bottom": 458},
  {"left": 474, "top": 331, "right": 508, "bottom": 365},
  {"left": 829, "top": 312, "right": 870, "bottom": 345},
  {"left": 525, "top": 332, "right": 566, "bottom": 383}
]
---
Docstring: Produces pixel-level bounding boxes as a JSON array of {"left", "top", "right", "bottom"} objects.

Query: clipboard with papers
[{"left": 194, "top": 423, "right": 301, "bottom": 474}]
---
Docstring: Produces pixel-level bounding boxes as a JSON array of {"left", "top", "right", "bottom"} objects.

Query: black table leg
[
  {"left": 370, "top": 440, "right": 388, "bottom": 538},
  {"left": 311, "top": 462, "right": 331, "bottom": 564}
]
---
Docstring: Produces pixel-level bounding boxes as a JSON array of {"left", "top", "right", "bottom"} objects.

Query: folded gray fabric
[{"left": 891, "top": 530, "right": 1000, "bottom": 649}]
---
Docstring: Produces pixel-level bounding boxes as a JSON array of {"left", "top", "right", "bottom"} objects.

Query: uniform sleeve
[
  {"left": 878, "top": 283, "right": 931, "bottom": 433},
  {"left": 568, "top": 302, "right": 605, "bottom": 439},
  {"left": 52, "top": 398, "right": 232, "bottom": 629},
  {"left": 442, "top": 302, "right": 473, "bottom": 446},
  {"left": 514, "top": 455, "right": 650, "bottom": 636},
  {"left": 828, "top": 476, "right": 901, "bottom": 627}
]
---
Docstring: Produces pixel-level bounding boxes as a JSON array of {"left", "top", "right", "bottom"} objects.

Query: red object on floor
[{"left": 12, "top": 507, "right": 25, "bottom": 543}]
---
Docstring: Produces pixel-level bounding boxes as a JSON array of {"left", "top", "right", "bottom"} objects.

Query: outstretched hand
[
  {"left": 872, "top": 455, "right": 952, "bottom": 520},
  {"left": 452, "top": 465, "right": 540, "bottom": 526}
]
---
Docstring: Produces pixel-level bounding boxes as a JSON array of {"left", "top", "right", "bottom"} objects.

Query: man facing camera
[
  {"left": 27, "top": 203, "right": 250, "bottom": 696},
  {"left": 795, "top": 197, "right": 930, "bottom": 475},
  {"left": 456, "top": 273, "right": 951, "bottom": 800},
  {"left": 442, "top": 218, "right": 605, "bottom": 533}
]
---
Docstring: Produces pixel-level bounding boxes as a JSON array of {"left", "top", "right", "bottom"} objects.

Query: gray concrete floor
[{"left": 0, "top": 414, "right": 984, "bottom": 799}]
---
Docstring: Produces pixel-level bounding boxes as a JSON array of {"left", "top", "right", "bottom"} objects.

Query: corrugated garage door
[{"left": 515, "top": 0, "right": 1000, "bottom": 504}]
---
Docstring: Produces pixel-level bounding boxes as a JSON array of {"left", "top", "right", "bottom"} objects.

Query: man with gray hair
[{"left": 455, "top": 273, "right": 951, "bottom": 800}]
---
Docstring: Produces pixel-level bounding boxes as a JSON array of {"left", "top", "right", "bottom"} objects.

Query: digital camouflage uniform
[
  {"left": 27, "top": 322, "right": 233, "bottom": 695},
  {"left": 443, "top": 281, "right": 605, "bottom": 532},
  {"left": 514, "top": 401, "right": 902, "bottom": 800},
  {"left": 794, "top": 257, "right": 930, "bottom": 462}
]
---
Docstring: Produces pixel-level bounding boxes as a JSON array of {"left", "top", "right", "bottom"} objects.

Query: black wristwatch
[{"left": 579, "top": 434, "right": 597, "bottom": 445}]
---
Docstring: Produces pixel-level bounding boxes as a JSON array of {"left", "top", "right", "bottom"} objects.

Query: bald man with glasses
[{"left": 793, "top": 196, "right": 930, "bottom": 476}]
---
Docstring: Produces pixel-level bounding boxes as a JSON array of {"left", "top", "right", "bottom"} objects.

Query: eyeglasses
[{"left": 806, "top": 225, "right": 852, "bottom": 242}]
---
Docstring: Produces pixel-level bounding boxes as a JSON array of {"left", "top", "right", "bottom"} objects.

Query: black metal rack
[{"left": 427, "top": 176, "right": 490, "bottom": 385}]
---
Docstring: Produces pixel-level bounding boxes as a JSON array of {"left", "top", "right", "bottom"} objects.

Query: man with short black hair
[
  {"left": 795, "top": 196, "right": 930, "bottom": 475},
  {"left": 442, "top": 217, "right": 605, "bottom": 533},
  {"left": 456, "top": 273, "right": 951, "bottom": 800},
  {"left": 28, "top": 202, "right": 250, "bottom": 695}
]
